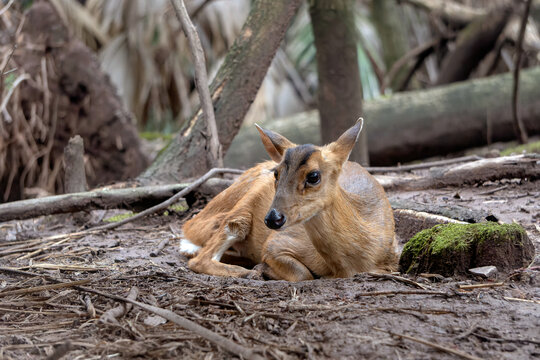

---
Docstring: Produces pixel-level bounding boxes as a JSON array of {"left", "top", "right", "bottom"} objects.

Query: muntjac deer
[{"left": 181, "top": 119, "right": 398, "bottom": 281}]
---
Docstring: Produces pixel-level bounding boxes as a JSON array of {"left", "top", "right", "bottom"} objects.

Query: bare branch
[{"left": 170, "top": 0, "right": 222, "bottom": 167}]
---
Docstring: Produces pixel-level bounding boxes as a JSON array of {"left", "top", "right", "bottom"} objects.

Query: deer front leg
[
  {"left": 262, "top": 231, "right": 329, "bottom": 281},
  {"left": 187, "top": 216, "right": 255, "bottom": 278}
]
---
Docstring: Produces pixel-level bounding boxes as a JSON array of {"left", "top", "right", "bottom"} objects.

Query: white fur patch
[
  {"left": 179, "top": 239, "right": 201, "bottom": 256},
  {"left": 212, "top": 233, "right": 237, "bottom": 261}
]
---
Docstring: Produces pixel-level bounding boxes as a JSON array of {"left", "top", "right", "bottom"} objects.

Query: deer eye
[
  {"left": 306, "top": 171, "right": 320, "bottom": 185},
  {"left": 273, "top": 169, "right": 279, "bottom": 180}
]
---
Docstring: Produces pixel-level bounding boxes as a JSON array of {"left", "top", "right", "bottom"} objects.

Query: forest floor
[{"left": 0, "top": 172, "right": 538, "bottom": 359}]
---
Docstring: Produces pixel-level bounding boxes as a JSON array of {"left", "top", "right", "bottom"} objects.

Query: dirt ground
[{"left": 0, "top": 176, "right": 539, "bottom": 359}]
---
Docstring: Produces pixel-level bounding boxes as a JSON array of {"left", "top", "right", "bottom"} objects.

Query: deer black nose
[{"left": 265, "top": 209, "right": 286, "bottom": 229}]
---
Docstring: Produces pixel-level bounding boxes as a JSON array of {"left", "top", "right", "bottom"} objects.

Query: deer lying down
[{"left": 180, "top": 119, "right": 398, "bottom": 281}]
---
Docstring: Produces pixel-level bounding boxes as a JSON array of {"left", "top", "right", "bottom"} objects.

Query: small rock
[
  {"left": 501, "top": 343, "right": 517, "bottom": 352},
  {"left": 469, "top": 266, "right": 498, "bottom": 279},
  {"left": 144, "top": 315, "right": 167, "bottom": 327}
]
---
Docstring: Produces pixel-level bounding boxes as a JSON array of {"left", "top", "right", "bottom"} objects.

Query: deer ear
[
  {"left": 327, "top": 118, "right": 364, "bottom": 164},
  {"left": 255, "top": 124, "right": 295, "bottom": 163}
]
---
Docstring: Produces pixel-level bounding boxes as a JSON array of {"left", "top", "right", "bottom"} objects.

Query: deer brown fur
[{"left": 181, "top": 119, "right": 398, "bottom": 281}]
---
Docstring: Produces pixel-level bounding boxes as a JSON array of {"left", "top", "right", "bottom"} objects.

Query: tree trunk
[
  {"left": 309, "top": 0, "right": 368, "bottom": 165},
  {"left": 139, "top": 0, "right": 302, "bottom": 183},
  {"left": 224, "top": 67, "right": 540, "bottom": 167}
]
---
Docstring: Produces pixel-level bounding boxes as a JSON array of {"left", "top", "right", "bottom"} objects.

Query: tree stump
[{"left": 399, "top": 223, "right": 534, "bottom": 277}]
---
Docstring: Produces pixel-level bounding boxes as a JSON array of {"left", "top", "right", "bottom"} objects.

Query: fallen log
[
  {"left": 0, "top": 178, "right": 233, "bottom": 222},
  {"left": 390, "top": 200, "right": 495, "bottom": 223},
  {"left": 224, "top": 67, "right": 540, "bottom": 167},
  {"left": 436, "top": 7, "right": 511, "bottom": 85},
  {"left": 377, "top": 154, "right": 539, "bottom": 190},
  {"left": 393, "top": 209, "right": 466, "bottom": 244}
]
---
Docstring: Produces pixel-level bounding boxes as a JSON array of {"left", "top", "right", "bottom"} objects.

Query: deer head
[{"left": 255, "top": 119, "right": 364, "bottom": 230}]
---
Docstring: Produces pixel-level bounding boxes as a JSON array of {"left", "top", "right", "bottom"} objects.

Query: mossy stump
[{"left": 399, "top": 223, "right": 534, "bottom": 277}]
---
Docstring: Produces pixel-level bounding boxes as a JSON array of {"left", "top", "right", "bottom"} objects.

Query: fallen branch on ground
[
  {"left": 459, "top": 282, "right": 504, "bottom": 290},
  {"left": 100, "top": 287, "right": 139, "bottom": 324},
  {"left": 0, "top": 278, "right": 92, "bottom": 298},
  {"left": 374, "top": 327, "right": 482, "bottom": 360},
  {"left": 367, "top": 272, "right": 428, "bottom": 290},
  {"left": 0, "top": 267, "right": 264, "bottom": 360},
  {"left": 0, "top": 171, "right": 240, "bottom": 222},
  {"left": 355, "top": 290, "right": 448, "bottom": 297}
]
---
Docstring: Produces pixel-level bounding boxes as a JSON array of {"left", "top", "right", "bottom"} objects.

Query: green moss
[
  {"left": 429, "top": 224, "right": 469, "bottom": 255},
  {"left": 401, "top": 227, "right": 436, "bottom": 259},
  {"left": 104, "top": 212, "right": 135, "bottom": 223},
  {"left": 168, "top": 202, "right": 188, "bottom": 213},
  {"left": 500, "top": 140, "right": 540, "bottom": 156},
  {"left": 3, "top": 73, "right": 15, "bottom": 89},
  {"left": 473, "top": 222, "right": 525, "bottom": 245}
]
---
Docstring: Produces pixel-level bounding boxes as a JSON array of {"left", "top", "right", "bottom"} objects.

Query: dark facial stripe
[
  {"left": 297, "top": 148, "right": 316, "bottom": 169},
  {"left": 283, "top": 144, "right": 316, "bottom": 170}
]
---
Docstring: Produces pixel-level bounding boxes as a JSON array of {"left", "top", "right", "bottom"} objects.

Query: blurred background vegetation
[{"left": 33, "top": 0, "right": 540, "bottom": 134}]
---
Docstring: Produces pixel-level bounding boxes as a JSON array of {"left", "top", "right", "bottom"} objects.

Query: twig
[
  {"left": 511, "top": 0, "right": 531, "bottom": 144},
  {"left": 356, "top": 290, "right": 447, "bottom": 297},
  {"left": 472, "top": 331, "right": 540, "bottom": 345},
  {"left": 0, "top": 73, "right": 30, "bottom": 114},
  {"left": 454, "top": 323, "right": 479, "bottom": 340},
  {"left": 150, "top": 238, "right": 170, "bottom": 257},
  {"left": 100, "top": 287, "right": 139, "bottom": 324},
  {"left": 101, "top": 293, "right": 264, "bottom": 359},
  {"left": 0, "top": 0, "right": 15, "bottom": 16},
  {"left": 0, "top": 279, "right": 92, "bottom": 298},
  {"left": 89, "top": 168, "right": 240, "bottom": 232},
  {"left": 385, "top": 38, "right": 442, "bottom": 90},
  {"left": 0, "top": 267, "right": 264, "bottom": 359},
  {"left": 367, "top": 272, "right": 427, "bottom": 290},
  {"left": 366, "top": 155, "right": 483, "bottom": 173},
  {"left": 45, "top": 341, "right": 73, "bottom": 360},
  {"left": 478, "top": 184, "right": 509, "bottom": 195},
  {"left": 170, "top": 0, "right": 222, "bottom": 167},
  {"left": 503, "top": 296, "right": 540, "bottom": 305},
  {"left": 458, "top": 282, "right": 504, "bottom": 290},
  {"left": 16, "top": 263, "right": 107, "bottom": 272},
  {"left": 82, "top": 295, "right": 96, "bottom": 318},
  {"left": 374, "top": 327, "right": 482, "bottom": 360}
]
